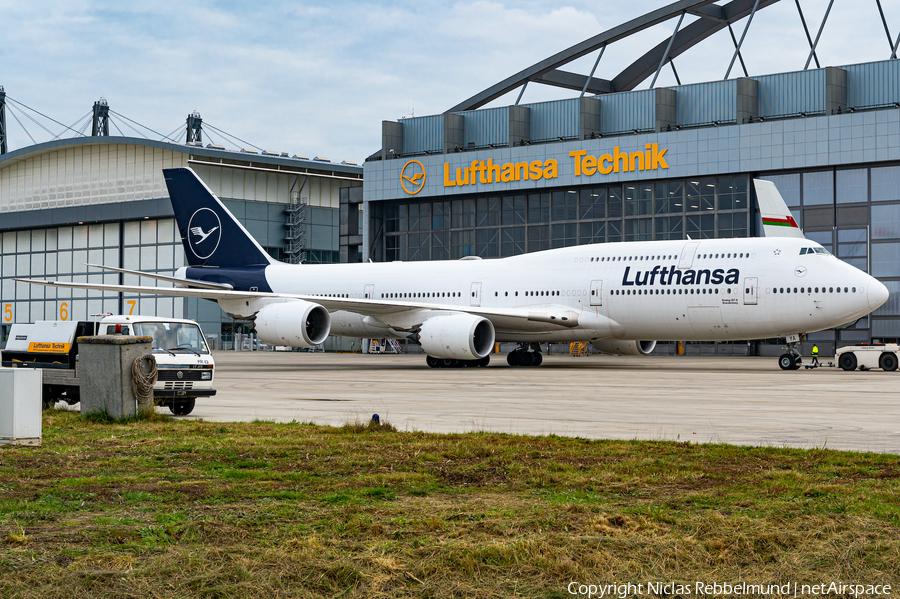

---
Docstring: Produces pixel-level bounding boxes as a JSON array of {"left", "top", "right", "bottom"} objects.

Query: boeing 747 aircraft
[{"left": 17, "top": 168, "right": 889, "bottom": 370}]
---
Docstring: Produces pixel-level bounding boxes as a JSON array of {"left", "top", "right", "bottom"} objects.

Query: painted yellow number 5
[
  {"left": 3, "top": 303, "right": 11, "bottom": 323},
  {"left": 126, "top": 300, "right": 137, "bottom": 315},
  {"left": 60, "top": 302, "right": 69, "bottom": 321}
]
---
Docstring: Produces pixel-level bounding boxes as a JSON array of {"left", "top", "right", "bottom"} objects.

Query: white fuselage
[{"left": 250, "top": 237, "right": 886, "bottom": 343}]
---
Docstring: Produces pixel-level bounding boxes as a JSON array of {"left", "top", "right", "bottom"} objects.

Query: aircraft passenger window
[
  {"left": 715, "top": 289, "right": 719, "bottom": 294},
  {"left": 852, "top": 287, "right": 856, "bottom": 293},
  {"left": 844, "top": 287, "right": 849, "bottom": 293},
  {"left": 505, "top": 292, "right": 508, "bottom": 296},
  {"left": 515, "top": 292, "right": 518, "bottom": 296},
  {"left": 793, "top": 288, "right": 797, "bottom": 293},
  {"left": 829, "top": 287, "right": 833, "bottom": 292}
]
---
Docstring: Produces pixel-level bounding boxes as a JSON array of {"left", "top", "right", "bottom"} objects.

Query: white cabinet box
[{"left": 0, "top": 368, "right": 43, "bottom": 446}]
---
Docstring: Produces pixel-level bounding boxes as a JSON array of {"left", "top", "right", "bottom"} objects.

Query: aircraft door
[
  {"left": 590, "top": 280, "right": 603, "bottom": 306},
  {"left": 470, "top": 282, "right": 482, "bottom": 307},
  {"left": 678, "top": 242, "right": 700, "bottom": 269},
  {"left": 743, "top": 277, "right": 758, "bottom": 305},
  {"left": 364, "top": 284, "right": 374, "bottom": 299}
]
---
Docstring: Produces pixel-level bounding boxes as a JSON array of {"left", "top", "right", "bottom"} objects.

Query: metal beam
[
  {"left": 688, "top": 4, "right": 726, "bottom": 20},
  {"left": 514, "top": 82, "right": 528, "bottom": 105},
  {"left": 670, "top": 60, "right": 682, "bottom": 85},
  {"left": 651, "top": 11, "right": 686, "bottom": 88},
  {"left": 580, "top": 44, "right": 606, "bottom": 98},
  {"left": 446, "top": 0, "right": 724, "bottom": 112},
  {"left": 728, "top": 23, "right": 750, "bottom": 77},
  {"left": 794, "top": 0, "right": 820, "bottom": 69},
  {"left": 610, "top": 0, "right": 781, "bottom": 93},
  {"left": 535, "top": 70, "right": 613, "bottom": 95},
  {"left": 804, "top": 0, "right": 835, "bottom": 70},
  {"left": 725, "top": 0, "right": 761, "bottom": 80},
  {"left": 893, "top": 29, "right": 900, "bottom": 60},
  {"left": 875, "top": 0, "right": 895, "bottom": 54}
]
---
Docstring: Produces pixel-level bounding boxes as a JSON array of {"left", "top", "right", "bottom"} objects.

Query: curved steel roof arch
[{"left": 447, "top": 0, "right": 783, "bottom": 113}]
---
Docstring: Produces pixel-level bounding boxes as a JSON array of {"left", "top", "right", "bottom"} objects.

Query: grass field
[{"left": 1, "top": 410, "right": 899, "bottom": 598}]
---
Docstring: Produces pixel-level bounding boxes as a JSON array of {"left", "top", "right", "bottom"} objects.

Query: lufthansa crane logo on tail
[
  {"left": 400, "top": 160, "right": 426, "bottom": 195},
  {"left": 187, "top": 208, "right": 222, "bottom": 260}
]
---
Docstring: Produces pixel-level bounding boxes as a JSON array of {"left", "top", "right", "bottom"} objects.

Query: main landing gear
[
  {"left": 426, "top": 355, "right": 490, "bottom": 368},
  {"left": 506, "top": 343, "right": 543, "bottom": 367},
  {"left": 778, "top": 336, "right": 804, "bottom": 371}
]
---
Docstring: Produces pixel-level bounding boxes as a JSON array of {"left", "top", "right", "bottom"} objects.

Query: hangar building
[
  {"left": 363, "top": 0, "right": 900, "bottom": 353},
  {"left": 0, "top": 125, "right": 363, "bottom": 347}
]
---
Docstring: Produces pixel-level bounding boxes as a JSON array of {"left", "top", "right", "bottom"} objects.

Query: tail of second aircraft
[
  {"left": 753, "top": 179, "right": 806, "bottom": 239},
  {"left": 163, "top": 167, "right": 275, "bottom": 268}
]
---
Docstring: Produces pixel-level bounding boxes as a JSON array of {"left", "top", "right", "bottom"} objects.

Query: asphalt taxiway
[{"left": 181, "top": 351, "right": 900, "bottom": 453}]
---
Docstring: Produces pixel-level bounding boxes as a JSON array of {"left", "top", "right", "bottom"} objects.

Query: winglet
[{"left": 754, "top": 179, "right": 806, "bottom": 239}]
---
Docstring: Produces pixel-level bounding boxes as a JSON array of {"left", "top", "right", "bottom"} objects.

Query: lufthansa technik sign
[{"left": 400, "top": 143, "right": 670, "bottom": 194}]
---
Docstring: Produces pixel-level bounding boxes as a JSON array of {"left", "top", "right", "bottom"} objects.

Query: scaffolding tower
[
  {"left": 284, "top": 178, "right": 308, "bottom": 264},
  {"left": 186, "top": 111, "right": 202, "bottom": 144}
]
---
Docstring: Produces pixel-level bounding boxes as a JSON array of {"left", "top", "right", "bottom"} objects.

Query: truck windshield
[{"left": 133, "top": 322, "right": 210, "bottom": 354}]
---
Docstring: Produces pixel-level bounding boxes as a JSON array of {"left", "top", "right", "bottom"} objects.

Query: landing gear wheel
[
  {"left": 793, "top": 356, "right": 802, "bottom": 370},
  {"left": 519, "top": 352, "right": 535, "bottom": 367},
  {"left": 839, "top": 353, "right": 857, "bottom": 372},
  {"left": 879, "top": 352, "right": 898, "bottom": 371},
  {"left": 778, "top": 353, "right": 796, "bottom": 371},
  {"left": 170, "top": 398, "right": 196, "bottom": 416},
  {"left": 441, "top": 358, "right": 459, "bottom": 368},
  {"left": 507, "top": 351, "right": 520, "bottom": 367},
  {"left": 426, "top": 355, "right": 441, "bottom": 368},
  {"left": 532, "top": 352, "right": 543, "bottom": 366}
]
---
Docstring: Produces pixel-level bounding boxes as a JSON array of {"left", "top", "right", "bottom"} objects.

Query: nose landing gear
[{"left": 778, "top": 334, "right": 805, "bottom": 370}]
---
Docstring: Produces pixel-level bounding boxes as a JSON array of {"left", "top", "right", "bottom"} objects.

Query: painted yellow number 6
[
  {"left": 60, "top": 302, "right": 69, "bottom": 321},
  {"left": 3, "top": 303, "right": 11, "bottom": 323},
  {"left": 126, "top": 299, "right": 136, "bottom": 315}
]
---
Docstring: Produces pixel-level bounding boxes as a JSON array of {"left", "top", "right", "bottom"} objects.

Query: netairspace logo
[{"left": 566, "top": 581, "right": 893, "bottom": 598}]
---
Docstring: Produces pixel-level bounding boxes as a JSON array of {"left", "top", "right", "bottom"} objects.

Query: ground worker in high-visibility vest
[{"left": 811, "top": 344, "right": 820, "bottom": 367}]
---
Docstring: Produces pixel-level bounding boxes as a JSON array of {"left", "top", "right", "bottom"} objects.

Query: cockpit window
[{"left": 800, "top": 247, "right": 831, "bottom": 255}]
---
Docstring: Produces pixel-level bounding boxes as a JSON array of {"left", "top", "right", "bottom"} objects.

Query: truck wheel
[
  {"left": 839, "top": 353, "right": 857, "bottom": 371},
  {"left": 169, "top": 398, "right": 196, "bottom": 416},
  {"left": 878, "top": 352, "right": 898, "bottom": 372}
]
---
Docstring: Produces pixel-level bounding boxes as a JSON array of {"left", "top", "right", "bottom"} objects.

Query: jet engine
[
  {"left": 592, "top": 340, "right": 657, "bottom": 356},
  {"left": 253, "top": 301, "right": 331, "bottom": 347},
  {"left": 417, "top": 314, "right": 495, "bottom": 360}
]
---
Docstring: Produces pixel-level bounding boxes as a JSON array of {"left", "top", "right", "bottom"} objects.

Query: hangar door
[{"left": 590, "top": 280, "right": 603, "bottom": 306}]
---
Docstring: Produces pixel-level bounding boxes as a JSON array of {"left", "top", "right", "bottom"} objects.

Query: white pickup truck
[
  {"left": 835, "top": 343, "right": 900, "bottom": 372},
  {"left": 2, "top": 315, "right": 216, "bottom": 415}
]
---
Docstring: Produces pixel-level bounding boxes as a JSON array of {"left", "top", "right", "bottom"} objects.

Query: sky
[{"left": 1, "top": 0, "right": 898, "bottom": 164}]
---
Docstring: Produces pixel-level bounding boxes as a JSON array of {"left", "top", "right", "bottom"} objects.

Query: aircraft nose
[{"left": 868, "top": 278, "right": 889, "bottom": 310}]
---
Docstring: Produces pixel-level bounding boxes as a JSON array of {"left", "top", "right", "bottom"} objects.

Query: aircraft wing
[{"left": 13, "top": 278, "right": 581, "bottom": 328}]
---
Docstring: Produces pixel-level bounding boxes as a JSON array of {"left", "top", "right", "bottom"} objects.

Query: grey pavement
[{"left": 179, "top": 351, "right": 900, "bottom": 454}]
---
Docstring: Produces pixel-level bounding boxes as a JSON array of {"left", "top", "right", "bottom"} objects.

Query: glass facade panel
[
  {"left": 836, "top": 169, "right": 868, "bottom": 204},
  {"left": 871, "top": 204, "right": 900, "bottom": 239},
  {"left": 803, "top": 171, "right": 833, "bottom": 206},
  {"left": 579, "top": 188, "right": 605, "bottom": 220},
  {"left": 579, "top": 221, "right": 605, "bottom": 245},
  {"left": 871, "top": 166, "right": 900, "bottom": 202},
  {"left": 501, "top": 227, "right": 526, "bottom": 256},
  {"left": 871, "top": 243, "right": 900, "bottom": 277}
]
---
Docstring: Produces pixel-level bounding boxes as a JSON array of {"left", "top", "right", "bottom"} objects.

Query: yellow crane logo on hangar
[{"left": 400, "top": 160, "right": 426, "bottom": 195}]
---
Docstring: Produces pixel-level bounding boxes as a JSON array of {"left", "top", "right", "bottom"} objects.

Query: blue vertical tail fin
[{"left": 163, "top": 167, "right": 275, "bottom": 268}]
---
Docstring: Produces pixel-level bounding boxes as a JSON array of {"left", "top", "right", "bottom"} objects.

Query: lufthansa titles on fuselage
[{"left": 621, "top": 265, "right": 740, "bottom": 287}]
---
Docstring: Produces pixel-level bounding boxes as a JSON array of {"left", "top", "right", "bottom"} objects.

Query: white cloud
[{"left": 1, "top": 0, "right": 898, "bottom": 162}]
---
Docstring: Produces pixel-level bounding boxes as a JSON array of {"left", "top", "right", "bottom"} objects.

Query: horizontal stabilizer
[{"left": 754, "top": 179, "right": 806, "bottom": 239}]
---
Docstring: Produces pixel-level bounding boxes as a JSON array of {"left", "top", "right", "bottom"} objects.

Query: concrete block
[
  {"left": 78, "top": 336, "right": 153, "bottom": 419},
  {"left": 0, "top": 368, "right": 43, "bottom": 446}
]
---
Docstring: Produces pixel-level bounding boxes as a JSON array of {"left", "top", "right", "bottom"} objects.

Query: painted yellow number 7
[{"left": 126, "top": 300, "right": 137, "bottom": 315}]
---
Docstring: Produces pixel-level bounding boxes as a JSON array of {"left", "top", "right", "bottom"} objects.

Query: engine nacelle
[
  {"left": 418, "top": 314, "right": 495, "bottom": 360},
  {"left": 592, "top": 340, "right": 657, "bottom": 356},
  {"left": 254, "top": 301, "right": 331, "bottom": 347}
]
